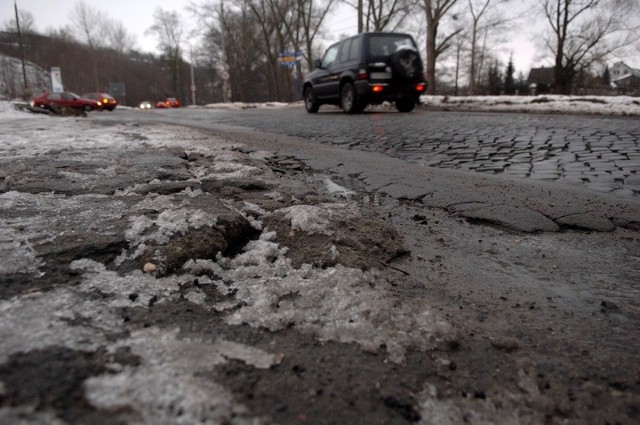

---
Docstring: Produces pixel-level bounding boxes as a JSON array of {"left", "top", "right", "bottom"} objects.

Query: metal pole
[
  {"left": 190, "top": 47, "right": 196, "bottom": 105},
  {"left": 357, "top": 0, "right": 363, "bottom": 33},
  {"left": 15, "top": 0, "right": 28, "bottom": 95}
]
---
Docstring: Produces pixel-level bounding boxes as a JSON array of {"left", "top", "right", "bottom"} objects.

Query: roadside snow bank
[
  {"left": 203, "top": 102, "right": 290, "bottom": 110},
  {"left": 420, "top": 95, "right": 640, "bottom": 116}
]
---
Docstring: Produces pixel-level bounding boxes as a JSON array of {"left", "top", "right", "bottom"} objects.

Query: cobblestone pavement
[{"left": 107, "top": 108, "right": 640, "bottom": 197}]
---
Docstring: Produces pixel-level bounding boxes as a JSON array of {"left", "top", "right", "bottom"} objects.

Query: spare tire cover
[{"left": 389, "top": 48, "right": 421, "bottom": 80}]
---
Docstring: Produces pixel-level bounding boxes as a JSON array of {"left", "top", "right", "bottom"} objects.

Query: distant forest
[{"left": 0, "top": 30, "right": 245, "bottom": 106}]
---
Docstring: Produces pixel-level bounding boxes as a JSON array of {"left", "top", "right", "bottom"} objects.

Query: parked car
[
  {"left": 30, "top": 91, "right": 101, "bottom": 112},
  {"left": 138, "top": 101, "right": 153, "bottom": 110},
  {"left": 156, "top": 97, "right": 180, "bottom": 108},
  {"left": 303, "top": 32, "right": 426, "bottom": 113},
  {"left": 82, "top": 92, "right": 118, "bottom": 111}
]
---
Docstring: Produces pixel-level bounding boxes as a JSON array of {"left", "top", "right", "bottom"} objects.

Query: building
[
  {"left": 610, "top": 61, "right": 640, "bottom": 80},
  {"left": 527, "top": 67, "right": 555, "bottom": 94},
  {"left": 610, "top": 61, "right": 640, "bottom": 94}
]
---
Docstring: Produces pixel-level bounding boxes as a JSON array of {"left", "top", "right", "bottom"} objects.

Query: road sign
[
  {"left": 51, "top": 67, "right": 63, "bottom": 93},
  {"left": 278, "top": 51, "right": 303, "bottom": 67}
]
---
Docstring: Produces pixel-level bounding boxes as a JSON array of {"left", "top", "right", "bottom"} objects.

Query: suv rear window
[{"left": 368, "top": 35, "right": 415, "bottom": 57}]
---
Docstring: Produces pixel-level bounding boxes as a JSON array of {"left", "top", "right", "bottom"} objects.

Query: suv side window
[
  {"left": 322, "top": 44, "right": 339, "bottom": 68},
  {"left": 340, "top": 39, "right": 352, "bottom": 63},
  {"left": 349, "top": 37, "right": 359, "bottom": 60}
]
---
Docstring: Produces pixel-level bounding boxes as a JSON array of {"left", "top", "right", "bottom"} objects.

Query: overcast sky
[
  {"left": 2, "top": 0, "right": 199, "bottom": 53},
  {"left": 2, "top": 0, "right": 636, "bottom": 75}
]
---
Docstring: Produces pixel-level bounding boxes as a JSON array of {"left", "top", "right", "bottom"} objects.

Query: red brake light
[
  {"left": 358, "top": 69, "right": 368, "bottom": 80},
  {"left": 416, "top": 83, "right": 426, "bottom": 92},
  {"left": 372, "top": 85, "right": 383, "bottom": 93}
]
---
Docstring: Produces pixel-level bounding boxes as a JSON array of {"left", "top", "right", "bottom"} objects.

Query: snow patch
[
  {"left": 0, "top": 289, "right": 121, "bottom": 364},
  {"left": 324, "top": 178, "right": 355, "bottom": 197},
  {"left": 420, "top": 94, "right": 640, "bottom": 116},
  {"left": 0, "top": 218, "right": 43, "bottom": 275},
  {"left": 84, "top": 327, "right": 274, "bottom": 425},
  {"left": 277, "top": 203, "right": 353, "bottom": 235},
  {"left": 203, "top": 231, "right": 453, "bottom": 363}
]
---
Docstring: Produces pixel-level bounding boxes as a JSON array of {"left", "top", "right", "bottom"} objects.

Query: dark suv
[{"left": 303, "top": 32, "right": 426, "bottom": 113}]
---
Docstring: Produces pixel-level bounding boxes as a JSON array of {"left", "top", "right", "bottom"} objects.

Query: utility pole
[
  {"left": 14, "top": 0, "right": 29, "bottom": 96},
  {"left": 357, "top": 0, "right": 363, "bottom": 33},
  {"left": 190, "top": 47, "right": 196, "bottom": 105}
]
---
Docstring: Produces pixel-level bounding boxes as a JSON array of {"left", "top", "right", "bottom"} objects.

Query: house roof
[
  {"left": 611, "top": 73, "right": 640, "bottom": 88},
  {"left": 527, "top": 67, "right": 555, "bottom": 84}
]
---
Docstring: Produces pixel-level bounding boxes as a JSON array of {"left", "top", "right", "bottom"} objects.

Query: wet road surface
[{"left": 99, "top": 106, "right": 640, "bottom": 197}]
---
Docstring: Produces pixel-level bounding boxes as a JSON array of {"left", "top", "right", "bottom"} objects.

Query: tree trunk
[
  {"left": 468, "top": 21, "right": 478, "bottom": 95},
  {"left": 425, "top": 5, "right": 437, "bottom": 95}
]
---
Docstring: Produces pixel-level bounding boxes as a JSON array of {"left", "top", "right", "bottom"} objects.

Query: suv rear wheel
[
  {"left": 395, "top": 99, "right": 415, "bottom": 113},
  {"left": 304, "top": 86, "right": 320, "bottom": 113},
  {"left": 341, "top": 82, "right": 363, "bottom": 114}
]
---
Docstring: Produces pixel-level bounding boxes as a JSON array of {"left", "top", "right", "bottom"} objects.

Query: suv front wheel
[
  {"left": 304, "top": 86, "right": 320, "bottom": 113},
  {"left": 341, "top": 82, "right": 363, "bottom": 114}
]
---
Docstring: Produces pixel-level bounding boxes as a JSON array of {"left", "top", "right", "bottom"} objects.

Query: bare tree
[
  {"left": 366, "top": 0, "right": 412, "bottom": 31},
  {"left": 106, "top": 20, "right": 136, "bottom": 54},
  {"left": 464, "top": 0, "right": 521, "bottom": 94},
  {"left": 541, "top": 0, "right": 638, "bottom": 94},
  {"left": 452, "top": 31, "right": 466, "bottom": 95},
  {"left": 281, "top": 0, "right": 336, "bottom": 70},
  {"left": 341, "top": 0, "right": 412, "bottom": 32},
  {"left": 3, "top": 9, "right": 35, "bottom": 33},
  {"left": 148, "top": 8, "right": 185, "bottom": 99},
  {"left": 421, "top": 0, "right": 463, "bottom": 94},
  {"left": 466, "top": 0, "right": 491, "bottom": 94},
  {"left": 70, "top": 1, "right": 107, "bottom": 90},
  {"left": 70, "top": 0, "right": 105, "bottom": 49},
  {"left": 191, "top": 0, "right": 268, "bottom": 102},
  {"left": 243, "top": 0, "right": 286, "bottom": 100}
]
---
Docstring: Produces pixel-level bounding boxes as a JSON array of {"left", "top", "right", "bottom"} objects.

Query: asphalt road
[
  {"left": 2, "top": 106, "right": 640, "bottom": 424},
  {"left": 98, "top": 106, "right": 640, "bottom": 198}
]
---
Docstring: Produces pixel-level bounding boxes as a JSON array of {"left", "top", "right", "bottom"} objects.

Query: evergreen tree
[
  {"left": 515, "top": 72, "right": 530, "bottom": 95},
  {"left": 504, "top": 57, "right": 516, "bottom": 95},
  {"left": 487, "top": 61, "right": 503, "bottom": 95},
  {"left": 602, "top": 66, "right": 610, "bottom": 86}
]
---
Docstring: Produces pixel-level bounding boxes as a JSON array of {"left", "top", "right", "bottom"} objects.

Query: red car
[
  {"left": 82, "top": 92, "right": 118, "bottom": 111},
  {"left": 156, "top": 97, "right": 180, "bottom": 108},
  {"left": 30, "top": 92, "right": 101, "bottom": 112}
]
